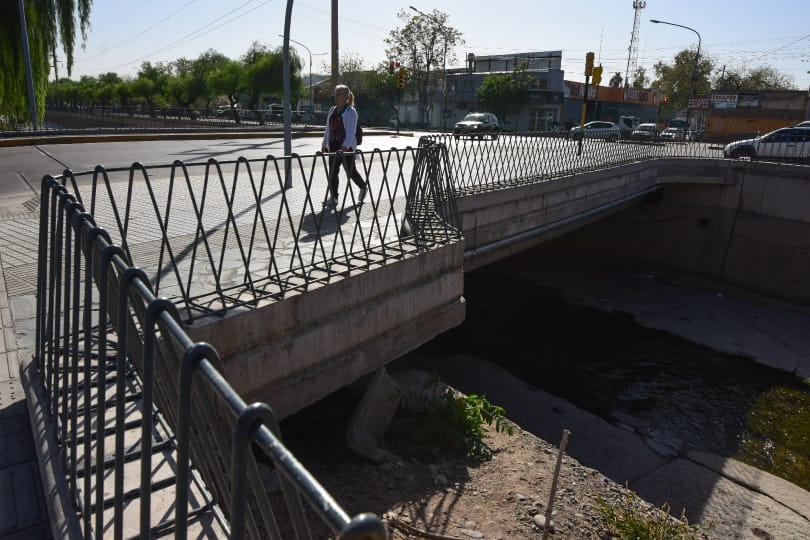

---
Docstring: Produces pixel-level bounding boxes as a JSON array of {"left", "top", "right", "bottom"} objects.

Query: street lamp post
[
  {"left": 650, "top": 19, "right": 701, "bottom": 140},
  {"left": 280, "top": 35, "right": 325, "bottom": 119},
  {"left": 410, "top": 5, "right": 450, "bottom": 130}
]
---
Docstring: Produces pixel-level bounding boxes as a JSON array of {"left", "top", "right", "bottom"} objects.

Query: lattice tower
[{"left": 624, "top": 0, "right": 646, "bottom": 87}]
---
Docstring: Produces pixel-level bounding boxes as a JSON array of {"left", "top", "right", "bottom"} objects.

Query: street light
[
  {"left": 650, "top": 19, "right": 701, "bottom": 140},
  {"left": 279, "top": 35, "right": 326, "bottom": 118},
  {"left": 410, "top": 5, "right": 450, "bottom": 130}
]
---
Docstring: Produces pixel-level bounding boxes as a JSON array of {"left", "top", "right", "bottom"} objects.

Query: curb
[
  {"left": 20, "top": 353, "right": 83, "bottom": 539},
  {"left": 0, "top": 129, "right": 406, "bottom": 148}
]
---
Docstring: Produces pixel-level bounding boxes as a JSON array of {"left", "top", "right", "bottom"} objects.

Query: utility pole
[
  {"left": 17, "top": 0, "right": 38, "bottom": 130},
  {"left": 331, "top": 0, "right": 339, "bottom": 90}
]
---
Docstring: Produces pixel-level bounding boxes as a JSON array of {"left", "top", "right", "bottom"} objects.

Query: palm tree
[{"left": 1, "top": 0, "right": 92, "bottom": 126}]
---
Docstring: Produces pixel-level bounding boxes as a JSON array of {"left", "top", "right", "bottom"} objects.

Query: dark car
[
  {"left": 630, "top": 123, "right": 660, "bottom": 142},
  {"left": 454, "top": 112, "right": 499, "bottom": 140}
]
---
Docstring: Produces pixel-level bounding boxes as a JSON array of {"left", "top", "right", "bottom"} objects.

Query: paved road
[{"left": 0, "top": 132, "right": 425, "bottom": 211}]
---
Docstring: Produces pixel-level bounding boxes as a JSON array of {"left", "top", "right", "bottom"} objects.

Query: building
[
  {"left": 700, "top": 90, "right": 810, "bottom": 138},
  {"left": 440, "top": 51, "right": 565, "bottom": 131}
]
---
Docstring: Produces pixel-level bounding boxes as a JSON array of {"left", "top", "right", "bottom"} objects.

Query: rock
[
  {"left": 533, "top": 514, "right": 554, "bottom": 531},
  {"left": 459, "top": 529, "right": 484, "bottom": 539}
]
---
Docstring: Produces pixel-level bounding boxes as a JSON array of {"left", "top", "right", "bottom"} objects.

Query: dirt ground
[{"left": 273, "top": 369, "right": 709, "bottom": 540}]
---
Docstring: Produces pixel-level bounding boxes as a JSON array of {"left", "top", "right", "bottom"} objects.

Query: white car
[
  {"left": 568, "top": 121, "right": 621, "bottom": 142},
  {"left": 659, "top": 127, "right": 685, "bottom": 141},
  {"left": 724, "top": 127, "right": 810, "bottom": 161}
]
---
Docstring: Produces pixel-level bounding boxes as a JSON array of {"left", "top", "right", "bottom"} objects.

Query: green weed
[{"left": 597, "top": 489, "right": 712, "bottom": 540}]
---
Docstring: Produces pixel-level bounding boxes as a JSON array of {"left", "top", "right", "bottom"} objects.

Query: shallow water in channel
[{"left": 423, "top": 265, "right": 810, "bottom": 490}]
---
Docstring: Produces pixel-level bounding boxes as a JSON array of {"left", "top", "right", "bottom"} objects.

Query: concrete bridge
[
  {"left": 158, "top": 142, "right": 810, "bottom": 420},
  {"left": 32, "top": 133, "right": 810, "bottom": 536}
]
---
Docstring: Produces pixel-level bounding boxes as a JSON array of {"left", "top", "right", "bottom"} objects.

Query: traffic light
[
  {"left": 397, "top": 66, "right": 407, "bottom": 89},
  {"left": 585, "top": 52, "right": 594, "bottom": 76},
  {"left": 592, "top": 64, "right": 603, "bottom": 85}
]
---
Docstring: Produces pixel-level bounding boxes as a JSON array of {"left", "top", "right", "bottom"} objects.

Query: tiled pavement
[{"left": 0, "top": 203, "right": 52, "bottom": 539}]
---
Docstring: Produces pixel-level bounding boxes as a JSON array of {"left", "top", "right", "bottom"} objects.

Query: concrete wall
[
  {"left": 540, "top": 160, "right": 810, "bottom": 305},
  {"left": 457, "top": 159, "right": 714, "bottom": 271},
  {"left": 186, "top": 241, "right": 465, "bottom": 418}
]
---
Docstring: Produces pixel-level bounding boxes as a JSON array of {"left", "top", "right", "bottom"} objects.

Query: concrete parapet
[{"left": 186, "top": 241, "right": 466, "bottom": 418}]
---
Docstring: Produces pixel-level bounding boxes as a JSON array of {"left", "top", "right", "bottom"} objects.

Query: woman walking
[{"left": 321, "top": 84, "right": 367, "bottom": 208}]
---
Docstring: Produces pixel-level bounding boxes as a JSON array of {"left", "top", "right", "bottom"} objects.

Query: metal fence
[
  {"left": 32, "top": 141, "right": 464, "bottom": 538},
  {"left": 426, "top": 130, "right": 809, "bottom": 194},
  {"left": 33, "top": 106, "right": 325, "bottom": 134}
]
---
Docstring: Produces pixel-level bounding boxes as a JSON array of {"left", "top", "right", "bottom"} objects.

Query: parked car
[
  {"left": 631, "top": 123, "right": 660, "bottom": 142},
  {"left": 723, "top": 127, "right": 810, "bottom": 161},
  {"left": 659, "top": 127, "right": 685, "bottom": 141},
  {"left": 794, "top": 120, "right": 810, "bottom": 128},
  {"left": 454, "top": 112, "right": 499, "bottom": 140},
  {"left": 568, "top": 121, "right": 621, "bottom": 142}
]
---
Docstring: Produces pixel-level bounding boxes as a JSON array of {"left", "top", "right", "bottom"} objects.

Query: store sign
[
  {"left": 711, "top": 94, "right": 738, "bottom": 109},
  {"left": 737, "top": 93, "right": 761, "bottom": 108},
  {"left": 688, "top": 96, "right": 709, "bottom": 110}
]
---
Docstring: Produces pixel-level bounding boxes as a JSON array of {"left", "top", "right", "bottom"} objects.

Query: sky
[{"left": 60, "top": 0, "right": 810, "bottom": 91}]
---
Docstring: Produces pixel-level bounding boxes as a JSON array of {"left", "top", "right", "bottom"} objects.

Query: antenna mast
[{"left": 624, "top": 0, "right": 646, "bottom": 87}]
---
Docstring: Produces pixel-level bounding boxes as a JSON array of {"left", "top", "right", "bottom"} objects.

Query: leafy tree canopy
[
  {"left": 385, "top": 9, "right": 463, "bottom": 123},
  {"left": 478, "top": 61, "right": 534, "bottom": 121},
  {"left": 716, "top": 64, "right": 795, "bottom": 91},
  {"left": 1, "top": 0, "right": 92, "bottom": 125},
  {"left": 651, "top": 48, "right": 714, "bottom": 109}
]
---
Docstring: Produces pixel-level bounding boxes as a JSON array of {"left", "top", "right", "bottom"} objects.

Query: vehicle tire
[
  {"left": 608, "top": 134, "right": 619, "bottom": 143},
  {"left": 453, "top": 134, "right": 459, "bottom": 140},
  {"left": 731, "top": 147, "right": 754, "bottom": 159},
  {"left": 491, "top": 133, "right": 499, "bottom": 141}
]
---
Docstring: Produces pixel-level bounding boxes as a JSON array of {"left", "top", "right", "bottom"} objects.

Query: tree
[
  {"left": 609, "top": 72, "right": 623, "bottom": 88},
  {"left": 477, "top": 61, "right": 534, "bottom": 122},
  {"left": 651, "top": 48, "right": 714, "bottom": 110},
  {"left": 207, "top": 60, "right": 243, "bottom": 121},
  {"left": 385, "top": 9, "right": 463, "bottom": 124},
  {"left": 715, "top": 64, "right": 795, "bottom": 91},
  {"left": 1, "top": 0, "right": 92, "bottom": 126},
  {"left": 131, "top": 61, "right": 171, "bottom": 110},
  {"left": 631, "top": 66, "right": 649, "bottom": 88},
  {"left": 336, "top": 52, "right": 367, "bottom": 96}
]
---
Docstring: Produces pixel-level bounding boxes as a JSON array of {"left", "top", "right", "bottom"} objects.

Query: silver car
[
  {"left": 568, "top": 121, "right": 621, "bottom": 142},
  {"left": 724, "top": 127, "right": 810, "bottom": 161}
]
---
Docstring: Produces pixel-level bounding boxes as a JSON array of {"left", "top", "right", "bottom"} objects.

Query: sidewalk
[{"left": 0, "top": 241, "right": 51, "bottom": 538}]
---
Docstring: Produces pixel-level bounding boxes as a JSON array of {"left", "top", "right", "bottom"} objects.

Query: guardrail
[
  {"left": 33, "top": 139, "right": 460, "bottom": 538},
  {"left": 427, "top": 130, "right": 809, "bottom": 194},
  {"left": 51, "top": 143, "right": 459, "bottom": 322}
]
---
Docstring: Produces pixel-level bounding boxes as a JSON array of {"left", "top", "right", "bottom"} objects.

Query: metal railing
[
  {"left": 50, "top": 143, "right": 459, "bottom": 322},
  {"left": 31, "top": 141, "right": 466, "bottom": 538},
  {"left": 427, "top": 129, "right": 809, "bottom": 195}
]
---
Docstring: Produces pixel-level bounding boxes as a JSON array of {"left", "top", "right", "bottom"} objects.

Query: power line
[
  {"left": 102, "top": 0, "right": 272, "bottom": 71},
  {"left": 75, "top": 0, "right": 200, "bottom": 63}
]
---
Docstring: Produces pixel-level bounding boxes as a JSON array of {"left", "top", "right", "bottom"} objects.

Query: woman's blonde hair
[{"left": 335, "top": 84, "right": 355, "bottom": 105}]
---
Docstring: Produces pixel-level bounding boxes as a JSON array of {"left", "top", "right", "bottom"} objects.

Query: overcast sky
[{"left": 61, "top": 0, "right": 810, "bottom": 90}]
